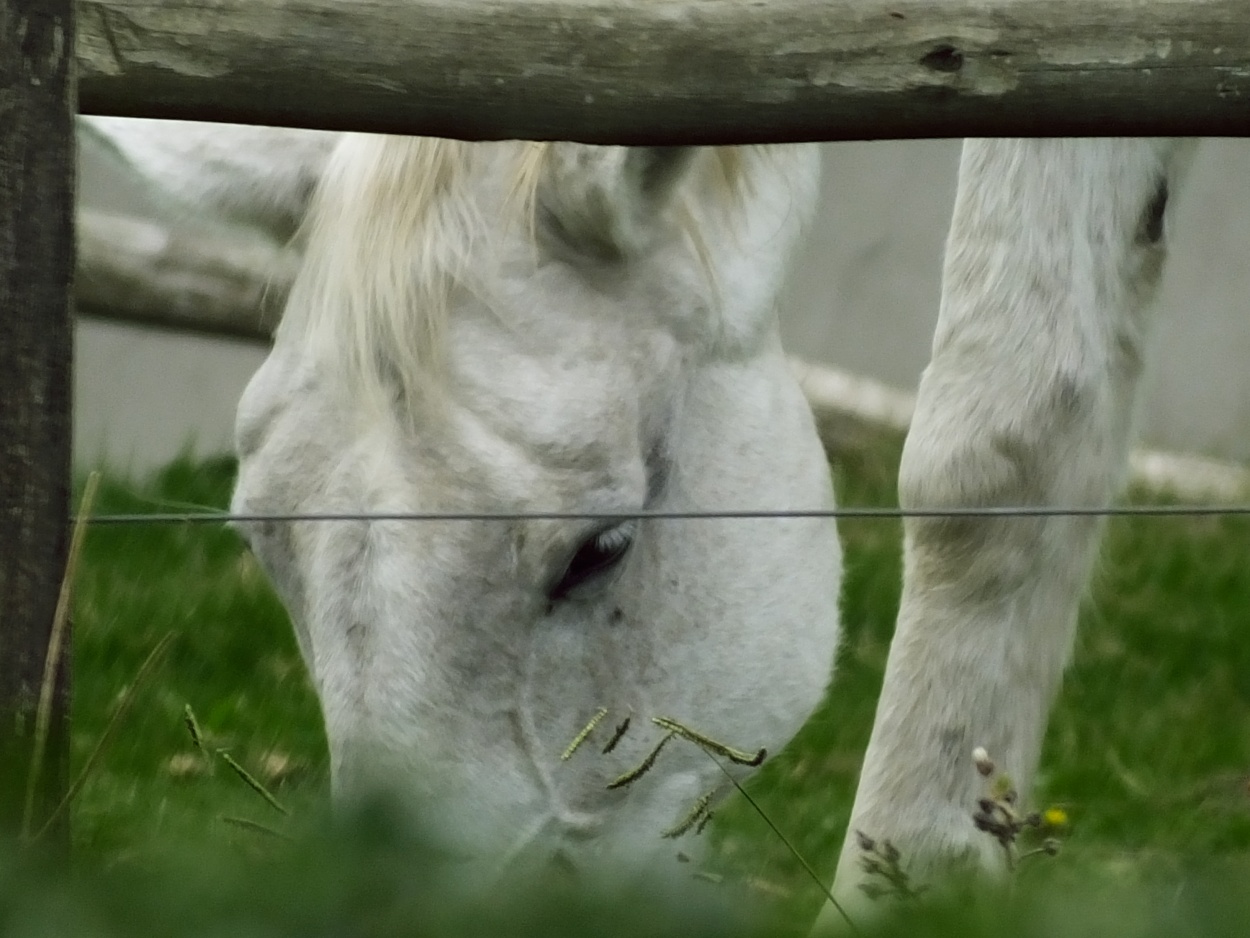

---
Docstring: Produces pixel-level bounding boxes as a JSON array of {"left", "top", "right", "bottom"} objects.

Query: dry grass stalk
[
  {"left": 21, "top": 472, "right": 101, "bottom": 842},
  {"left": 30, "top": 630, "right": 176, "bottom": 844}
]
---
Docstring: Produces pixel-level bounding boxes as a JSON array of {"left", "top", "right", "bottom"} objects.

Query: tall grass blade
[
  {"left": 216, "top": 749, "right": 290, "bottom": 816},
  {"left": 220, "top": 814, "right": 293, "bottom": 840},
  {"left": 30, "top": 630, "right": 176, "bottom": 844},
  {"left": 22, "top": 472, "right": 100, "bottom": 842},
  {"left": 703, "top": 751, "right": 861, "bottom": 937}
]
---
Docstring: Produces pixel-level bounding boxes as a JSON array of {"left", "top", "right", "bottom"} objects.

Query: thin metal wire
[{"left": 74, "top": 504, "right": 1250, "bottom": 525}]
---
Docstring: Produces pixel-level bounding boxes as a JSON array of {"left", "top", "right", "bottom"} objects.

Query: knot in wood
[{"left": 920, "top": 43, "right": 963, "bottom": 73}]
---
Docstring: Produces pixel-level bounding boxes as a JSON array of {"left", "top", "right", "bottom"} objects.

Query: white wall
[
  {"left": 75, "top": 139, "right": 1250, "bottom": 474},
  {"left": 74, "top": 318, "right": 267, "bottom": 474}
]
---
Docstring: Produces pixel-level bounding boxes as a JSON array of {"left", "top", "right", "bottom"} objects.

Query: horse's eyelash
[{"left": 592, "top": 523, "right": 635, "bottom": 553}]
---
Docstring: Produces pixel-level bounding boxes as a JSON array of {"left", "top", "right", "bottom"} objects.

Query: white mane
[{"left": 277, "top": 136, "right": 753, "bottom": 417}]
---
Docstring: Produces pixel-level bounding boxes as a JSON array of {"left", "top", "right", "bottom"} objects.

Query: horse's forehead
[
  {"left": 450, "top": 302, "right": 673, "bottom": 444},
  {"left": 410, "top": 318, "right": 669, "bottom": 509},
  {"left": 453, "top": 348, "right": 642, "bottom": 472}
]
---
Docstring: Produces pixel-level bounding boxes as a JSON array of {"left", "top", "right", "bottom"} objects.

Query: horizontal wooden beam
[
  {"left": 76, "top": 210, "right": 1250, "bottom": 500},
  {"left": 78, "top": 0, "right": 1250, "bottom": 144},
  {"left": 75, "top": 210, "right": 294, "bottom": 339},
  {"left": 789, "top": 358, "right": 1250, "bottom": 501}
]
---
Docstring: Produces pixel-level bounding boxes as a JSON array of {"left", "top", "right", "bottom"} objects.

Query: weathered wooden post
[{"left": 0, "top": 0, "right": 75, "bottom": 846}]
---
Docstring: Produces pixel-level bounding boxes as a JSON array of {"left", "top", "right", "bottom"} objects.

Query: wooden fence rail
[
  {"left": 79, "top": 0, "right": 1250, "bottom": 144},
  {"left": 76, "top": 210, "right": 296, "bottom": 339},
  {"left": 76, "top": 211, "right": 1250, "bottom": 502},
  {"left": 1, "top": 0, "right": 75, "bottom": 848}
]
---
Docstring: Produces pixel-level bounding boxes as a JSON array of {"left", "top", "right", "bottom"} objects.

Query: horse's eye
[{"left": 551, "top": 522, "right": 635, "bottom": 600}]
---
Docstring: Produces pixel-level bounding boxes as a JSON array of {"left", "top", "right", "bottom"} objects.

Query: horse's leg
[{"left": 818, "top": 138, "right": 1194, "bottom": 925}]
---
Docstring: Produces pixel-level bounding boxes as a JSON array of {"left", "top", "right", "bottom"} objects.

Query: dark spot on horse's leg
[
  {"left": 1052, "top": 375, "right": 1087, "bottom": 424},
  {"left": 938, "top": 726, "right": 968, "bottom": 769},
  {"left": 1139, "top": 178, "right": 1169, "bottom": 244},
  {"left": 610, "top": 607, "right": 624, "bottom": 625}
]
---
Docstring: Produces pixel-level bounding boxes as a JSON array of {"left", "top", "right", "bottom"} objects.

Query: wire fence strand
[{"left": 74, "top": 504, "right": 1250, "bottom": 526}]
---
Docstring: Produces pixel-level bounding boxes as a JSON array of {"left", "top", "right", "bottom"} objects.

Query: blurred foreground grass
[{"left": 6, "top": 436, "right": 1250, "bottom": 935}]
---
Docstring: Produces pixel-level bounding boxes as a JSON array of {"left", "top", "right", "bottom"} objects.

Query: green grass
[
  {"left": 714, "top": 436, "right": 1250, "bottom": 928},
  {"left": 71, "top": 456, "right": 327, "bottom": 862},
  {"left": 47, "top": 440, "right": 1250, "bottom": 932}
]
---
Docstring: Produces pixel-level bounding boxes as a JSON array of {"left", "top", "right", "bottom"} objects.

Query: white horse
[
  {"left": 85, "top": 117, "right": 1196, "bottom": 913},
  {"left": 87, "top": 118, "right": 841, "bottom": 884}
]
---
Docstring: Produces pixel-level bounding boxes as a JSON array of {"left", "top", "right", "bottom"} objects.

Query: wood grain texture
[
  {"left": 72, "top": 211, "right": 1250, "bottom": 501},
  {"left": 76, "top": 210, "right": 296, "bottom": 339},
  {"left": 1, "top": 0, "right": 75, "bottom": 845},
  {"left": 77, "top": 0, "right": 1250, "bottom": 143}
]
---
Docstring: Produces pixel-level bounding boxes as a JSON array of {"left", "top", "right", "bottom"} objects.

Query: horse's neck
[{"left": 79, "top": 117, "right": 337, "bottom": 240}]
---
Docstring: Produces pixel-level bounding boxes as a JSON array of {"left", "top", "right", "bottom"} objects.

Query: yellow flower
[{"left": 1042, "top": 807, "right": 1069, "bottom": 829}]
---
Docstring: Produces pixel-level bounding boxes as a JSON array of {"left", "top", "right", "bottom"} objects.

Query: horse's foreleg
[{"left": 818, "top": 138, "right": 1194, "bottom": 926}]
